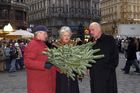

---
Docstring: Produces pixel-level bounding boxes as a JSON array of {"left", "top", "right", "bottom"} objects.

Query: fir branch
[{"left": 43, "top": 42, "right": 104, "bottom": 80}]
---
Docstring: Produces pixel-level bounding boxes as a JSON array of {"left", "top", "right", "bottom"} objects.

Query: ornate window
[
  {"left": 0, "top": 9, "right": 8, "bottom": 19},
  {"left": 15, "top": 10, "right": 24, "bottom": 20}
]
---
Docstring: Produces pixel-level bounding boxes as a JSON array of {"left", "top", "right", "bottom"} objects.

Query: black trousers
[{"left": 125, "top": 60, "right": 140, "bottom": 73}]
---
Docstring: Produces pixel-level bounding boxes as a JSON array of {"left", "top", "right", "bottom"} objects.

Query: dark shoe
[
  {"left": 8, "top": 70, "right": 16, "bottom": 73},
  {"left": 121, "top": 68, "right": 125, "bottom": 71},
  {"left": 134, "top": 71, "right": 140, "bottom": 73},
  {"left": 124, "top": 72, "right": 129, "bottom": 74},
  {"left": 19, "top": 67, "right": 24, "bottom": 70}
]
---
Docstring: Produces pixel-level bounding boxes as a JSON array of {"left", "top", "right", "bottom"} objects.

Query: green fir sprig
[{"left": 43, "top": 42, "right": 104, "bottom": 80}]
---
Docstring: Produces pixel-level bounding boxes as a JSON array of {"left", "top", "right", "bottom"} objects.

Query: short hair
[
  {"left": 34, "top": 31, "right": 46, "bottom": 37},
  {"left": 89, "top": 22, "right": 101, "bottom": 31},
  {"left": 59, "top": 26, "right": 72, "bottom": 37}
]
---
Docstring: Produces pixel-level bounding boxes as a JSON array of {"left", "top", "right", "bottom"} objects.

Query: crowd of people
[
  {"left": 0, "top": 39, "right": 28, "bottom": 72},
  {"left": 0, "top": 37, "right": 83, "bottom": 73},
  {"left": 117, "top": 37, "right": 140, "bottom": 74}
]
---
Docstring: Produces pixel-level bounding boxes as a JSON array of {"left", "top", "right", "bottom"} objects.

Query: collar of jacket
[
  {"left": 53, "top": 40, "right": 77, "bottom": 47},
  {"left": 96, "top": 33, "right": 105, "bottom": 42},
  {"left": 33, "top": 38, "right": 43, "bottom": 42}
]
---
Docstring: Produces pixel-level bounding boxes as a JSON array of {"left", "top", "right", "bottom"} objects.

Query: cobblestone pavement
[{"left": 0, "top": 54, "right": 140, "bottom": 93}]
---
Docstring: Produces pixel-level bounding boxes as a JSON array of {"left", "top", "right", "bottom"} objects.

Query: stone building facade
[
  {"left": 0, "top": 0, "right": 28, "bottom": 31},
  {"left": 100, "top": 0, "right": 140, "bottom": 35},
  {"left": 26, "top": 0, "right": 100, "bottom": 39}
]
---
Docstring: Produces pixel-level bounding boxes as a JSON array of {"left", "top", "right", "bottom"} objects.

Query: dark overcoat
[
  {"left": 53, "top": 40, "right": 80, "bottom": 93},
  {"left": 90, "top": 34, "right": 119, "bottom": 93}
]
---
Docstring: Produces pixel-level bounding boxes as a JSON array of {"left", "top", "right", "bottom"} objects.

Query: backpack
[{"left": 10, "top": 48, "right": 18, "bottom": 59}]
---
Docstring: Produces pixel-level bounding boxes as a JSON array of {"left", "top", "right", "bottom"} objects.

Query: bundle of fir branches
[{"left": 43, "top": 42, "right": 104, "bottom": 80}]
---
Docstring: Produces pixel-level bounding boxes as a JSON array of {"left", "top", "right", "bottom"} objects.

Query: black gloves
[{"left": 44, "top": 62, "right": 53, "bottom": 69}]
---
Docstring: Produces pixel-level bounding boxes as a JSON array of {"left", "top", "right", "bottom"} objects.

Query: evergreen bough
[{"left": 43, "top": 42, "right": 104, "bottom": 80}]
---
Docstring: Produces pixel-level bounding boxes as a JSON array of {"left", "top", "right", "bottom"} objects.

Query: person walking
[{"left": 124, "top": 38, "right": 140, "bottom": 74}]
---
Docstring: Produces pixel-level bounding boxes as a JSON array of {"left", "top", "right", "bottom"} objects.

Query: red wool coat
[{"left": 24, "top": 38, "right": 56, "bottom": 93}]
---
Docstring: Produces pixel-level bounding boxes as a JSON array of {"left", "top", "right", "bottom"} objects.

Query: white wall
[{"left": 118, "top": 24, "right": 140, "bottom": 36}]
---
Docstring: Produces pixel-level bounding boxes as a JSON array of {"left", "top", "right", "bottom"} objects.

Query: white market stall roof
[{"left": 8, "top": 29, "right": 34, "bottom": 37}]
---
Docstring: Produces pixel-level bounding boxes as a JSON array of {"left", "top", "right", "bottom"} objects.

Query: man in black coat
[{"left": 89, "top": 22, "right": 119, "bottom": 93}]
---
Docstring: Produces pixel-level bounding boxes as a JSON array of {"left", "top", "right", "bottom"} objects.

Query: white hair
[
  {"left": 89, "top": 22, "right": 101, "bottom": 31},
  {"left": 59, "top": 26, "right": 72, "bottom": 37},
  {"left": 34, "top": 31, "right": 46, "bottom": 37}
]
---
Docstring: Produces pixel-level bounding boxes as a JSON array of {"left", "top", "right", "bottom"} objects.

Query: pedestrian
[
  {"left": 138, "top": 38, "right": 140, "bottom": 51},
  {"left": 0, "top": 44, "right": 6, "bottom": 72},
  {"left": 89, "top": 22, "right": 119, "bottom": 93},
  {"left": 24, "top": 25, "right": 57, "bottom": 93},
  {"left": 15, "top": 42, "right": 24, "bottom": 70},
  {"left": 53, "top": 26, "right": 80, "bottom": 93},
  {"left": 124, "top": 38, "right": 140, "bottom": 74},
  {"left": 4, "top": 44, "right": 11, "bottom": 71},
  {"left": 9, "top": 44, "right": 18, "bottom": 72}
]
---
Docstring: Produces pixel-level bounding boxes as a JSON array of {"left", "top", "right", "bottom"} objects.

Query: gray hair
[
  {"left": 34, "top": 31, "right": 46, "bottom": 37},
  {"left": 59, "top": 26, "right": 72, "bottom": 37},
  {"left": 89, "top": 22, "right": 101, "bottom": 31}
]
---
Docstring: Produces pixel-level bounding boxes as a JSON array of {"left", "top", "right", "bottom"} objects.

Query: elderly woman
[{"left": 53, "top": 26, "right": 79, "bottom": 93}]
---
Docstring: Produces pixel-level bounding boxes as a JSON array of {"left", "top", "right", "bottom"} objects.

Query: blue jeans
[
  {"left": 16, "top": 58, "right": 24, "bottom": 70},
  {"left": 5, "top": 57, "right": 11, "bottom": 71},
  {"left": 9, "top": 59, "right": 16, "bottom": 72}
]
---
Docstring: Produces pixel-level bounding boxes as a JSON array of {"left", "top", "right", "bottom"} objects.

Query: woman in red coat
[{"left": 24, "top": 25, "right": 56, "bottom": 93}]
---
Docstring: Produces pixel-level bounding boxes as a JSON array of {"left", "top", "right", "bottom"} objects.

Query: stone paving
[
  {"left": 0, "top": 54, "right": 140, "bottom": 93},
  {"left": 79, "top": 54, "right": 140, "bottom": 93}
]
